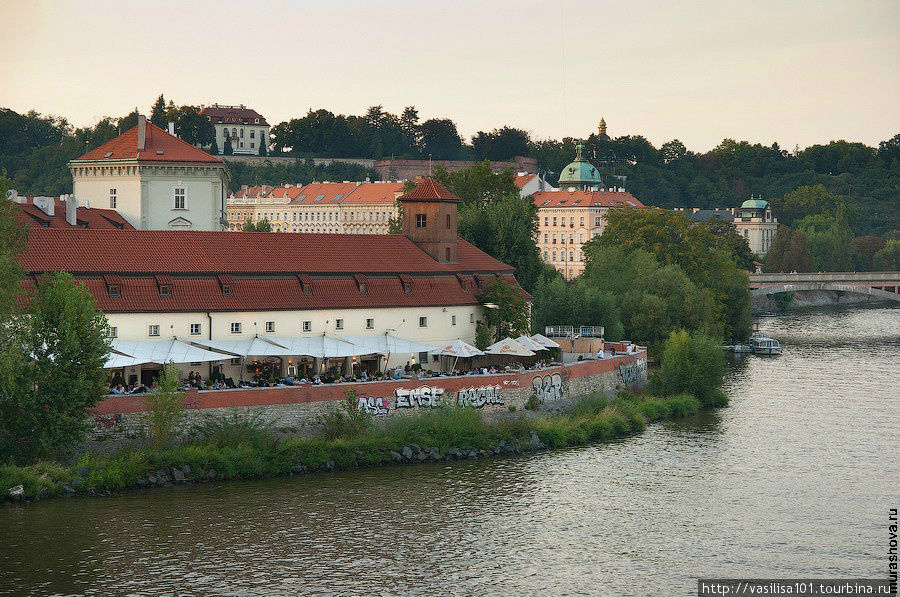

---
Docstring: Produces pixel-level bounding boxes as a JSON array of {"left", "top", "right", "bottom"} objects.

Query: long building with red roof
[{"left": 19, "top": 179, "right": 527, "bottom": 383}]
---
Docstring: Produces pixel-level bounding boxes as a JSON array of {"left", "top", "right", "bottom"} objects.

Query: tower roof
[
  {"left": 740, "top": 199, "right": 769, "bottom": 209},
  {"left": 558, "top": 143, "right": 603, "bottom": 186},
  {"left": 398, "top": 178, "right": 461, "bottom": 203}
]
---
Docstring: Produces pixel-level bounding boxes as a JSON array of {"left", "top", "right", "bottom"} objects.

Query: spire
[{"left": 598, "top": 117, "right": 607, "bottom": 137}]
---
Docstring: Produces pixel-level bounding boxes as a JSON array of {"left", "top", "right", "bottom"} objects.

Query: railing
[{"left": 545, "top": 325, "right": 605, "bottom": 339}]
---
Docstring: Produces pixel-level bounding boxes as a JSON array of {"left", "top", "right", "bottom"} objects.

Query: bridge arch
[{"left": 751, "top": 283, "right": 900, "bottom": 302}]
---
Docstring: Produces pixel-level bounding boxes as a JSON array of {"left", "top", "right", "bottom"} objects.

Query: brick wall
[{"left": 90, "top": 352, "right": 648, "bottom": 436}]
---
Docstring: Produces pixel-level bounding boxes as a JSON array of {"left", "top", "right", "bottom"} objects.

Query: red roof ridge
[{"left": 74, "top": 120, "right": 223, "bottom": 165}]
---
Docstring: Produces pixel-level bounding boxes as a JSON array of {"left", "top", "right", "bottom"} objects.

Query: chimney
[
  {"left": 167, "top": 121, "right": 175, "bottom": 136},
  {"left": 33, "top": 196, "right": 54, "bottom": 217},
  {"left": 65, "top": 196, "right": 78, "bottom": 226},
  {"left": 136, "top": 115, "right": 147, "bottom": 151}
]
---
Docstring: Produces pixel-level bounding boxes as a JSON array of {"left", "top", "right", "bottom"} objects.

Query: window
[
  {"left": 743, "top": 229, "right": 749, "bottom": 238},
  {"left": 231, "top": 127, "right": 236, "bottom": 137},
  {"left": 580, "top": 217, "right": 584, "bottom": 226},
  {"left": 445, "top": 247, "right": 451, "bottom": 261},
  {"left": 190, "top": 323, "right": 201, "bottom": 336},
  {"left": 230, "top": 322, "right": 242, "bottom": 334},
  {"left": 470, "top": 313, "right": 475, "bottom": 324},
  {"left": 544, "top": 217, "right": 548, "bottom": 226},
  {"left": 366, "top": 318, "right": 374, "bottom": 330},
  {"left": 240, "top": 128, "right": 244, "bottom": 138},
  {"left": 109, "top": 188, "right": 117, "bottom": 209},
  {"left": 159, "top": 285, "right": 172, "bottom": 297},
  {"left": 250, "top": 131, "right": 255, "bottom": 139},
  {"left": 446, "top": 213, "right": 451, "bottom": 229},
  {"left": 108, "top": 285, "right": 121, "bottom": 298},
  {"left": 570, "top": 217, "right": 575, "bottom": 227},
  {"left": 222, "top": 285, "right": 234, "bottom": 297},
  {"left": 174, "top": 187, "right": 186, "bottom": 209},
  {"left": 451, "top": 315, "right": 457, "bottom": 326},
  {"left": 419, "top": 316, "right": 428, "bottom": 328},
  {"left": 265, "top": 321, "right": 275, "bottom": 333},
  {"left": 302, "top": 321, "right": 311, "bottom": 332},
  {"left": 109, "top": 326, "right": 118, "bottom": 339},
  {"left": 415, "top": 213, "right": 427, "bottom": 228},
  {"left": 148, "top": 324, "right": 160, "bottom": 337},
  {"left": 230, "top": 357, "right": 241, "bottom": 366},
  {"left": 595, "top": 217, "right": 602, "bottom": 227},
  {"left": 335, "top": 319, "right": 344, "bottom": 330},
  {"left": 250, "top": 142, "right": 255, "bottom": 149}
]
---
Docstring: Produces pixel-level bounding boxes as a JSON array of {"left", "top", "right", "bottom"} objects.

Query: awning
[
  {"left": 340, "top": 334, "right": 439, "bottom": 356},
  {"left": 530, "top": 333, "right": 561, "bottom": 349},
  {"left": 516, "top": 335, "right": 548, "bottom": 351},
  {"left": 107, "top": 339, "right": 233, "bottom": 367},
  {"left": 269, "top": 335, "right": 372, "bottom": 358},
  {"left": 484, "top": 338, "right": 535, "bottom": 357},
  {"left": 436, "top": 339, "right": 484, "bottom": 358},
  {"left": 191, "top": 337, "right": 293, "bottom": 357}
]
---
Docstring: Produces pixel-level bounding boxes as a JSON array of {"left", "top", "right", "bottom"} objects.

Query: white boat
[{"left": 750, "top": 334, "right": 782, "bottom": 355}]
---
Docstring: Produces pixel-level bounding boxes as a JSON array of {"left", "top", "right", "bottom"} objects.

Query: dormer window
[
  {"left": 223, "top": 285, "right": 234, "bottom": 297},
  {"left": 108, "top": 285, "right": 121, "bottom": 298},
  {"left": 159, "top": 285, "right": 172, "bottom": 298},
  {"left": 217, "top": 274, "right": 235, "bottom": 297}
]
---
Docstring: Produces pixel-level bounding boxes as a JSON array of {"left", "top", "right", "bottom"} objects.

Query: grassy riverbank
[{"left": 1, "top": 391, "right": 717, "bottom": 502}]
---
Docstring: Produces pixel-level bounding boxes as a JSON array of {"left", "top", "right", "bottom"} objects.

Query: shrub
[
  {"left": 320, "top": 388, "right": 372, "bottom": 440},
  {"left": 524, "top": 393, "right": 541, "bottom": 411},
  {"left": 570, "top": 393, "right": 609, "bottom": 418},
  {"left": 193, "top": 412, "right": 274, "bottom": 449},
  {"left": 142, "top": 364, "right": 185, "bottom": 449}
]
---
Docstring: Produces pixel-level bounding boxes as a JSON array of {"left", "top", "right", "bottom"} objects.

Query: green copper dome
[
  {"left": 558, "top": 143, "right": 602, "bottom": 186},
  {"left": 740, "top": 199, "right": 769, "bottom": 209}
]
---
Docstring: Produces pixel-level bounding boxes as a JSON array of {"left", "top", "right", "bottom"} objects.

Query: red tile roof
[
  {"left": 399, "top": 178, "right": 461, "bottom": 203},
  {"left": 342, "top": 181, "right": 405, "bottom": 204},
  {"left": 22, "top": 229, "right": 512, "bottom": 275},
  {"left": 16, "top": 199, "right": 133, "bottom": 229},
  {"left": 20, "top": 229, "right": 526, "bottom": 312},
  {"left": 532, "top": 190, "right": 645, "bottom": 208},
  {"left": 232, "top": 185, "right": 272, "bottom": 199},
  {"left": 199, "top": 105, "right": 269, "bottom": 126},
  {"left": 74, "top": 121, "right": 223, "bottom": 165},
  {"left": 289, "top": 182, "right": 358, "bottom": 205},
  {"left": 514, "top": 174, "right": 535, "bottom": 189}
]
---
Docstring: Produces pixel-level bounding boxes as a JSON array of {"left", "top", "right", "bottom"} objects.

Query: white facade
[
  {"left": 217, "top": 123, "right": 269, "bottom": 156},
  {"left": 71, "top": 163, "right": 228, "bottom": 230}
]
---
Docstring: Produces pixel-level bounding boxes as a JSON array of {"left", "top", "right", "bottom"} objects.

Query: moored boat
[{"left": 750, "top": 334, "right": 782, "bottom": 355}]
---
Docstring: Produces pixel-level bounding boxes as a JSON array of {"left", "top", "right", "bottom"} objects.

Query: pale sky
[{"left": 2, "top": 0, "right": 898, "bottom": 151}]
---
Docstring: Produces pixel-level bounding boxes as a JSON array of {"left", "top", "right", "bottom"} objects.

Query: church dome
[
  {"left": 558, "top": 143, "right": 602, "bottom": 187},
  {"left": 740, "top": 199, "right": 769, "bottom": 209}
]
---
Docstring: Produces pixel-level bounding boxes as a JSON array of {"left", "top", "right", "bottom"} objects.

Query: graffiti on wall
[
  {"left": 532, "top": 373, "right": 564, "bottom": 403},
  {"left": 95, "top": 413, "right": 125, "bottom": 433},
  {"left": 395, "top": 386, "right": 445, "bottom": 408},
  {"left": 456, "top": 385, "right": 504, "bottom": 408},
  {"left": 357, "top": 396, "right": 389, "bottom": 416},
  {"left": 617, "top": 358, "right": 647, "bottom": 387}
]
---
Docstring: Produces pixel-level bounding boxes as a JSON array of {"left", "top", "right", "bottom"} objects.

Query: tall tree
[
  {"left": 420, "top": 118, "right": 463, "bottom": 160},
  {"left": 0, "top": 171, "right": 27, "bottom": 316},
  {"left": 149, "top": 94, "right": 167, "bottom": 128}
]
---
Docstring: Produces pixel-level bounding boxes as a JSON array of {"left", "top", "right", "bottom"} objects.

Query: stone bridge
[{"left": 748, "top": 272, "right": 900, "bottom": 302}]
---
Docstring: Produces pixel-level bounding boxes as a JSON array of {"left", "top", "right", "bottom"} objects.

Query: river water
[{"left": 1, "top": 307, "right": 898, "bottom": 596}]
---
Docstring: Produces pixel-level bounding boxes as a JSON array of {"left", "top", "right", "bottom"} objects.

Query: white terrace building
[
  {"left": 21, "top": 179, "right": 524, "bottom": 384},
  {"left": 69, "top": 116, "right": 229, "bottom": 231},
  {"left": 199, "top": 104, "right": 270, "bottom": 156}
]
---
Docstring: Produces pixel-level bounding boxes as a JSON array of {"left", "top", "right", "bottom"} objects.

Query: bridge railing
[{"left": 749, "top": 272, "right": 900, "bottom": 284}]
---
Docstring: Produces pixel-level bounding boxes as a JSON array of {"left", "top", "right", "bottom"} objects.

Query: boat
[{"left": 749, "top": 334, "right": 782, "bottom": 355}]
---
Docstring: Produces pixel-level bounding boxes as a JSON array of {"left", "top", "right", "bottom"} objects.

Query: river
[{"left": 1, "top": 306, "right": 898, "bottom": 596}]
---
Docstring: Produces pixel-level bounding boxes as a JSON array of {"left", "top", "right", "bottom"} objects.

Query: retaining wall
[{"left": 90, "top": 352, "right": 648, "bottom": 436}]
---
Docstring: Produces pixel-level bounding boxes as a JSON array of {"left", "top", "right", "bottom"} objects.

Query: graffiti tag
[
  {"left": 357, "top": 396, "right": 389, "bottom": 416},
  {"left": 95, "top": 413, "right": 125, "bottom": 432},
  {"left": 456, "top": 386, "right": 503, "bottom": 408},
  {"left": 617, "top": 358, "right": 647, "bottom": 387},
  {"left": 532, "top": 373, "right": 563, "bottom": 403},
  {"left": 395, "top": 386, "right": 444, "bottom": 408}
]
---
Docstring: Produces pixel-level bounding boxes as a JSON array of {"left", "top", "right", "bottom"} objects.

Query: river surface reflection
[{"left": 1, "top": 307, "right": 898, "bottom": 595}]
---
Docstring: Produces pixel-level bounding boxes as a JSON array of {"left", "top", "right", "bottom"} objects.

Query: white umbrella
[
  {"left": 516, "top": 335, "right": 548, "bottom": 351},
  {"left": 530, "top": 333, "right": 561, "bottom": 349},
  {"left": 104, "top": 352, "right": 150, "bottom": 369},
  {"left": 110, "top": 339, "right": 232, "bottom": 364},
  {"left": 437, "top": 338, "right": 484, "bottom": 371},
  {"left": 484, "top": 337, "right": 535, "bottom": 357},
  {"left": 341, "top": 334, "right": 439, "bottom": 356},
  {"left": 437, "top": 339, "right": 484, "bottom": 358}
]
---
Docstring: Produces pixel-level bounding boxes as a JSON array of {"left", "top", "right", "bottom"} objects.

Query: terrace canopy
[
  {"left": 191, "top": 337, "right": 293, "bottom": 357},
  {"left": 269, "top": 335, "right": 372, "bottom": 358},
  {"left": 105, "top": 339, "right": 233, "bottom": 368},
  {"left": 340, "top": 334, "right": 439, "bottom": 356}
]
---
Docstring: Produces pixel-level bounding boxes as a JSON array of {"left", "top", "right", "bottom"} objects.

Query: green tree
[
  {"left": 828, "top": 202, "right": 854, "bottom": 271},
  {"left": 432, "top": 161, "right": 517, "bottom": 206},
  {"left": 477, "top": 278, "right": 530, "bottom": 342},
  {"left": 0, "top": 272, "right": 111, "bottom": 463},
  {"left": 242, "top": 218, "right": 272, "bottom": 232},
  {"left": 419, "top": 118, "right": 463, "bottom": 159},
  {"left": 174, "top": 105, "right": 215, "bottom": 147},
  {"left": 224, "top": 136, "right": 233, "bottom": 155},
  {"left": 0, "top": 172, "right": 28, "bottom": 316},
  {"left": 209, "top": 139, "right": 219, "bottom": 155},
  {"left": 149, "top": 94, "right": 167, "bottom": 128},
  {"left": 651, "top": 329, "right": 726, "bottom": 407},
  {"left": 142, "top": 363, "right": 185, "bottom": 449},
  {"left": 258, "top": 133, "right": 267, "bottom": 157},
  {"left": 872, "top": 239, "right": 900, "bottom": 270},
  {"left": 118, "top": 108, "right": 140, "bottom": 131}
]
